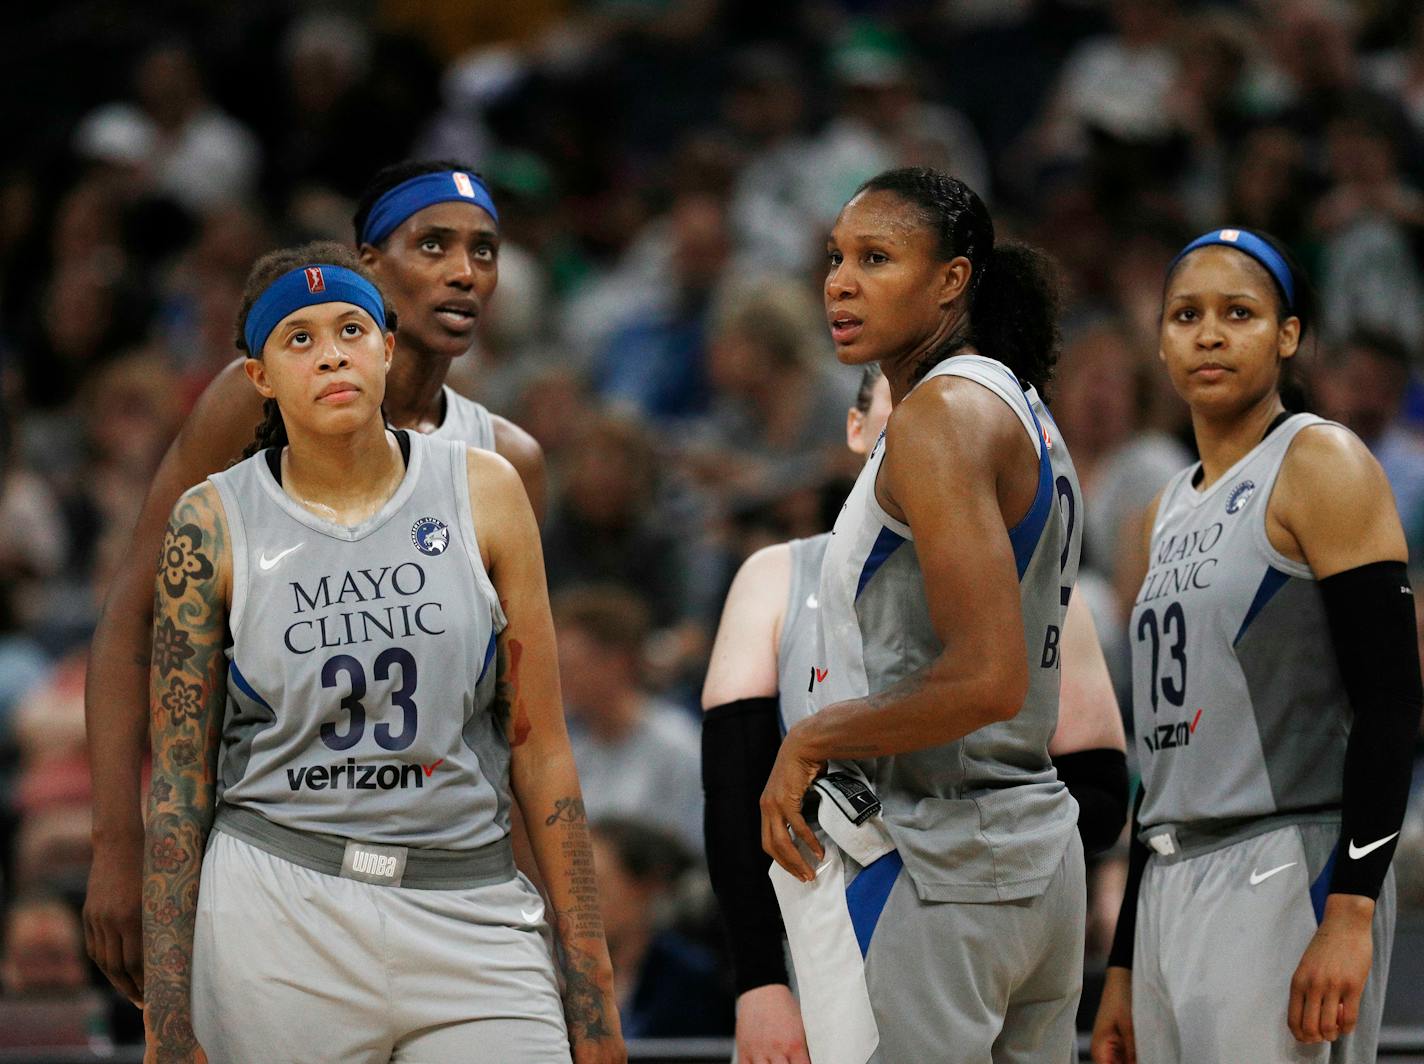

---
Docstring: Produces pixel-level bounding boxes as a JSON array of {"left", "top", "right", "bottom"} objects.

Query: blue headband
[
  {"left": 244, "top": 264, "right": 387, "bottom": 357},
  {"left": 360, "top": 170, "right": 500, "bottom": 246},
  {"left": 1169, "top": 228, "right": 1295, "bottom": 310}
]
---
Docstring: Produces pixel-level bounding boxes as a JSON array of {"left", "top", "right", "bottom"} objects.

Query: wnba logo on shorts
[
  {"left": 351, "top": 848, "right": 399, "bottom": 878},
  {"left": 305, "top": 267, "right": 325, "bottom": 293},
  {"left": 453, "top": 172, "right": 475, "bottom": 198}
]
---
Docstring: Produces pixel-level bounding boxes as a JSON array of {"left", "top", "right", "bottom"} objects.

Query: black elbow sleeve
[
  {"left": 1320, "top": 561, "right": 1422, "bottom": 899},
  {"left": 702, "top": 697, "right": 788, "bottom": 994},
  {"left": 1054, "top": 746, "right": 1129, "bottom": 857}
]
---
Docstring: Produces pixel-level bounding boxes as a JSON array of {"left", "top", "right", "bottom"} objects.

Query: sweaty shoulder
[
  {"left": 886, "top": 371, "right": 1022, "bottom": 457},
  {"left": 701, "top": 542, "right": 791, "bottom": 708},
  {"left": 490, "top": 413, "right": 547, "bottom": 524},
  {"left": 1272, "top": 422, "right": 1406, "bottom": 575}
]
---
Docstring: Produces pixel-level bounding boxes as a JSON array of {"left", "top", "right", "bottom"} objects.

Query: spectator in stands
[
  {"left": 1, "top": 895, "right": 87, "bottom": 996},
  {"left": 591, "top": 818, "right": 732, "bottom": 1038},
  {"left": 1315, "top": 331, "right": 1424, "bottom": 555},
  {"left": 554, "top": 586, "right": 703, "bottom": 844}
]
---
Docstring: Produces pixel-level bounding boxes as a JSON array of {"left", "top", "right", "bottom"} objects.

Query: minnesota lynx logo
[{"left": 411, "top": 517, "right": 450, "bottom": 556}]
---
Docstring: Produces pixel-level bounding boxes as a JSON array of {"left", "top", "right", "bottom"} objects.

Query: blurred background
[{"left": 2, "top": 0, "right": 1424, "bottom": 1056}]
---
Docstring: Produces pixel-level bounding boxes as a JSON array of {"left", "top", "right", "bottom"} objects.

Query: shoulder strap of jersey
[{"left": 924, "top": 355, "right": 1041, "bottom": 457}]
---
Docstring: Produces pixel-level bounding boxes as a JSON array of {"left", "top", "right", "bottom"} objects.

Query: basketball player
[
  {"left": 703, "top": 363, "right": 1126, "bottom": 1063},
  {"left": 85, "top": 162, "right": 544, "bottom": 1005},
  {"left": 1091, "top": 229, "right": 1420, "bottom": 1063},
  {"left": 753, "top": 168, "right": 1085, "bottom": 1063},
  {"left": 142, "top": 243, "right": 623, "bottom": 1063}
]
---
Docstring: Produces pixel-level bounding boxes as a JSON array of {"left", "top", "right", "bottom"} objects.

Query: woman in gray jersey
[
  {"left": 754, "top": 167, "right": 1087, "bottom": 1063},
  {"left": 141, "top": 244, "right": 624, "bottom": 1064},
  {"left": 84, "top": 160, "right": 547, "bottom": 1004},
  {"left": 1092, "top": 230, "right": 1421, "bottom": 1064},
  {"left": 703, "top": 364, "right": 1127, "bottom": 1063}
]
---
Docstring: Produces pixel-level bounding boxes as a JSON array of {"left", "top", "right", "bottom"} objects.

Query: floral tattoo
[{"left": 160, "top": 523, "right": 214, "bottom": 598}]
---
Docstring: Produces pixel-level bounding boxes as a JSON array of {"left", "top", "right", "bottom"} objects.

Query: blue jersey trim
[
  {"left": 229, "top": 661, "right": 273, "bottom": 711},
  {"left": 476, "top": 631, "right": 498, "bottom": 685},
  {"left": 1310, "top": 844, "right": 1338, "bottom": 924},
  {"left": 845, "top": 849, "right": 903, "bottom": 956},
  {"left": 856, "top": 526, "right": 907, "bottom": 601},
  {"left": 1234, "top": 567, "right": 1291, "bottom": 646},
  {"left": 1007, "top": 421, "right": 1054, "bottom": 580}
]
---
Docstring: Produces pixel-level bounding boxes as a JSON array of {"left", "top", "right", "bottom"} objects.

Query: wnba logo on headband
[
  {"left": 305, "top": 267, "right": 326, "bottom": 293},
  {"left": 453, "top": 172, "right": 475, "bottom": 198}
]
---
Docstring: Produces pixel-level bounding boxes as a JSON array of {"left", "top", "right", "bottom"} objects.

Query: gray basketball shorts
[
  {"left": 1132, "top": 820, "right": 1395, "bottom": 1064},
  {"left": 860, "top": 834, "right": 1085, "bottom": 1064},
  {"left": 191, "top": 830, "right": 571, "bottom": 1063}
]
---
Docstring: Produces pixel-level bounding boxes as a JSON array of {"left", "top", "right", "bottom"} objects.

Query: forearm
[
  {"left": 142, "top": 793, "right": 213, "bottom": 1056},
  {"left": 513, "top": 746, "right": 618, "bottom": 1043},
  {"left": 86, "top": 583, "right": 155, "bottom": 843},
  {"left": 798, "top": 657, "right": 1023, "bottom": 763}
]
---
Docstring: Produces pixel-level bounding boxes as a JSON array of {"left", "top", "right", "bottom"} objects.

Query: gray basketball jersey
[
  {"left": 813, "top": 354, "right": 1083, "bottom": 903},
  {"left": 777, "top": 534, "right": 830, "bottom": 734},
  {"left": 207, "top": 431, "right": 511, "bottom": 850},
  {"left": 1133, "top": 413, "right": 1350, "bottom": 834},
  {"left": 430, "top": 386, "right": 496, "bottom": 451}
]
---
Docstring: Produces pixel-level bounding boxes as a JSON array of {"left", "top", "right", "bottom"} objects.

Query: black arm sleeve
[
  {"left": 1320, "top": 561, "right": 1422, "bottom": 899},
  {"left": 1053, "top": 746, "right": 1128, "bottom": 857},
  {"left": 1107, "top": 784, "right": 1148, "bottom": 970},
  {"left": 702, "top": 697, "right": 788, "bottom": 994}
]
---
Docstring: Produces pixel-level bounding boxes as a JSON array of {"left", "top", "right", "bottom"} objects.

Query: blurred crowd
[{"left": 3, "top": 0, "right": 1424, "bottom": 1047}]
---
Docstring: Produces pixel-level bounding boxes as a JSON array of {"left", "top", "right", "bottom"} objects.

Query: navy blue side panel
[
  {"left": 846, "top": 850, "right": 904, "bottom": 956},
  {"left": 1233, "top": 567, "right": 1291, "bottom": 646},
  {"left": 476, "top": 631, "right": 498, "bottom": 685},
  {"left": 856, "top": 526, "right": 906, "bottom": 601},
  {"left": 1007, "top": 439, "right": 1054, "bottom": 580},
  {"left": 1310, "top": 845, "right": 1338, "bottom": 924},
  {"left": 229, "top": 661, "right": 273, "bottom": 710}
]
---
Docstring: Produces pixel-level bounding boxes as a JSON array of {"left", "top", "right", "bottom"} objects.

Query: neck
[
  {"left": 383, "top": 339, "right": 456, "bottom": 432},
  {"left": 281, "top": 419, "right": 403, "bottom": 523},
  {"left": 1191, "top": 392, "right": 1286, "bottom": 489},
  {"left": 882, "top": 310, "right": 967, "bottom": 406}
]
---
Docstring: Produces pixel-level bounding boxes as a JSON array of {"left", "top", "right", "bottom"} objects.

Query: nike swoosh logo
[
  {"left": 258, "top": 544, "right": 302, "bottom": 571},
  {"left": 519, "top": 906, "right": 544, "bottom": 924},
  {"left": 1348, "top": 832, "right": 1400, "bottom": 860},
  {"left": 806, "top": 594, "right": 819, "bottom": 609},
  {"left": 1249, "top": 862, "right": 1297, "bottom": 886}
]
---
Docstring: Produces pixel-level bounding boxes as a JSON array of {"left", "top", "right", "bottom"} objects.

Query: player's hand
[
  {"left": 85, "top": 834, "right": 145, "bottom": 1006},
  {"left": 736, "top": 983, "right": 811, "bottom": 1064},
  {"left": 760, "top": 722, "right": 825, "bottom": 882},
  {"left": 1289, "top": 893, "right": 1374, "bottom": 1043},
  {"left": 1090, "top": 965, "right": 1136, "bottom": 1064}
]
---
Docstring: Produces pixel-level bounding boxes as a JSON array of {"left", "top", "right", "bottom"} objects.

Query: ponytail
[
  {"left": 857, "top": 168, "right": 1062, "bottom": 393},
  {"left": 965, "top": 243, "right": 1060, "bottom": 395}
]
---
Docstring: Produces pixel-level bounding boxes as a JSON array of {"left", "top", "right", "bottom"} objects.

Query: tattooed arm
[
  {"left": 467, "top": 449, "right": 625, "bottom": 1064},
  {"left": 143, "top": 483, "right": 231, "bottom": 1063}
]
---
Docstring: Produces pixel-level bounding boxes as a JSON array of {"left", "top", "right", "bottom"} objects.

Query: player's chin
[{"left": 832, "top": 335, "right": 881, "bottom": 366}]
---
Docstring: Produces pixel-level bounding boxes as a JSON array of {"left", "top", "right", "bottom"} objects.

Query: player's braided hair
[
  {"left": 234, "top": 241, "right": 397, "bottom": 460},
  {"left": 855, "top": 168, "right": 1061, "bottom": 393},
  {"left": 352, "top": 158, "right": 480, "bottom": 247}
]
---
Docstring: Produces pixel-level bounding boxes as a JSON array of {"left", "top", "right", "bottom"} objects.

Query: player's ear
[
  {"left": 383, "top": 329, "right": 395, "bottom": 371},
  {"left": 846, "top": 406, "right": 867, "bottom": 455},
  {"left": 244, "top": 357, "right": 276, "bottom": 399},
  {"left": 358, "top": 243, "right": 381, "bottom": 270}
]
